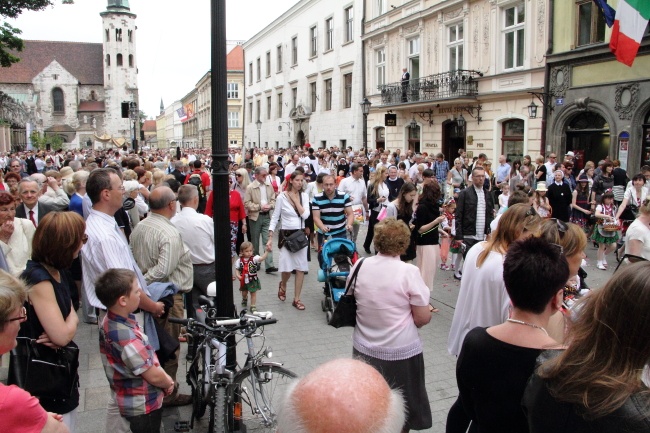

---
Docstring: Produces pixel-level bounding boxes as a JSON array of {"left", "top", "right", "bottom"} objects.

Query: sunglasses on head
[{"left": 550, "top": 218, "right": 567, "bottom": 239}]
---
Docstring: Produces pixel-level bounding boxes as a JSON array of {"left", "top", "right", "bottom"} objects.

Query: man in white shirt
[
  {"left": 337, "top": 163, "right": 369, "bottom": 244},
  {"left": 171, "top": 184, "right": 215, "bottom": 319},
  {"left": 408, "top": 154, "right": 423, "bottom": 182},
  {"left": 544, "top": 153, "right": 558, "bottom": 185},
  {"left": 284, "top": 153, "right": 301, "bottom": 177}
]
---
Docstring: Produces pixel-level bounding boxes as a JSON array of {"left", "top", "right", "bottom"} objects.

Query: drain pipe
[
  {"left": 360, "top": 0, "right": 367, "bottom": 152},
  {"left": 541, "top": 0, "right": 554, "bottom": 157}
]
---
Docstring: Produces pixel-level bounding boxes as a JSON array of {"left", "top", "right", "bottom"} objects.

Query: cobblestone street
[{"left": 6, "top": 225, "right": 616, "bottom": 433}]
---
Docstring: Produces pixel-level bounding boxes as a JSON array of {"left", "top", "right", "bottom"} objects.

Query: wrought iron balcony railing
[{"left": 378, "top": 69, "right": 483, "bottom": 105}]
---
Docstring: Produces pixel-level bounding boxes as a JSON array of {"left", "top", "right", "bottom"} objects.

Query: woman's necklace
[{"left": 506, "top": 318, "right": 549, "bottom": 336}]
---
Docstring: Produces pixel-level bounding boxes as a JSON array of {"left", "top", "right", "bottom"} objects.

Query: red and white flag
[{"left": 609, "top": 0, "right": 650, "bottom": 67}]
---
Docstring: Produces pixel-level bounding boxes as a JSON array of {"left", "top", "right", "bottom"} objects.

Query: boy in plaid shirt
[{"left": 96, "top": 269, "right": 174, "bottom": 433}]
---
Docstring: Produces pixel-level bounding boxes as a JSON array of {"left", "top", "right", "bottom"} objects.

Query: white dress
[
  {"left": 269, "top": 192, "right": 310, "bottom": 272},
  {"left": 447, "top": 242, "right": 511, "bottom": 356}
]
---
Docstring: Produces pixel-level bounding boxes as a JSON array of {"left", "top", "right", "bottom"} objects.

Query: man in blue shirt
[
  {"left": 312, "top": 175, "right": 354, "bottom": 266},
  {"left": 496, "top": 155, "right": 511, "bottom": 185}
]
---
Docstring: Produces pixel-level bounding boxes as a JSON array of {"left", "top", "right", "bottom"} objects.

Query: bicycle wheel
[
  {"left": 208, "top": 386, "right": 228, "bottom": 433},
  {"left": 229, "top": 364, "right": 298, "bottom": 433},
  {"left": 191, "top": 342, "right": 210, "bottom": 419}
]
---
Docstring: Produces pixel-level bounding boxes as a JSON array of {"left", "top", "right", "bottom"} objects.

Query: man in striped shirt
[{"left": 312, "top": 175, "right": 354, "bottom": 265}]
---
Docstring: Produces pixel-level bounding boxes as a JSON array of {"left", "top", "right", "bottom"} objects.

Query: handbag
[
  {"left": 377, "top": 205, "right": 388, "bottom": 221},
  {"left": 8, "top": 335, "right": 79, "bottom": 399},
  {"left": 329, "top": 258, "right": 365, "bottom": 328},
  {"left": 282, "top": 193, "right": 309, "bottom": 253}
]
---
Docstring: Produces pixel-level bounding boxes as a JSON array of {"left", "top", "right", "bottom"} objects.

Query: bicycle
[{"left": 170, "top": 299, "right": 297, "bottom": 433}]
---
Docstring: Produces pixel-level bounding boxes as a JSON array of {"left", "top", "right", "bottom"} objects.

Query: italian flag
[{"left": 609, "top": 0, "right": 650, "bottom": 66}]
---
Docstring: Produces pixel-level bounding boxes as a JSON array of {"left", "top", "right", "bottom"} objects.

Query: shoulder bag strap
[
  {"left": 286, "top": 192, "right": 304, "bottom": 230},
  {"left": 344, "top": 257, "right": 366, "bottom": 296}
]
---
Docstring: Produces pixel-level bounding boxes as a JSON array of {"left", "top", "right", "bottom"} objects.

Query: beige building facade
[{"left": 363, "top": 0, "right": 549, "bottom": 163}]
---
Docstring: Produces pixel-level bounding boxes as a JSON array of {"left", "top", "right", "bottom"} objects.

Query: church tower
[{"left": 100, "top": 0, "right": 139, "bottom": 142}]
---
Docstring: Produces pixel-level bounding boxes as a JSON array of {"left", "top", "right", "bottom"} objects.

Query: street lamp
[
  {"left": 360, "top": 97, "right": 371, "bottom": 150},
  {"left": 410, "top": 117, "right": 418, "bottom": 129},
  {"left": 527, "top": 100, "right": 539, "bottom": 119},
  {"left": 128, "top": 101, "right": 138, "bottom": 152},
  {"left": 256, "top": 119, "right": 262, "bottom": 149}
]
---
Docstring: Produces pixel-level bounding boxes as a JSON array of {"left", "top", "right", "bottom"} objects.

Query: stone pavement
[{"left": 1, "top": 226, "right": 617, "bottom": 432}]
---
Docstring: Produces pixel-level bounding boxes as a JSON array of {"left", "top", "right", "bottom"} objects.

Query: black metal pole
[
  {"left": 363, "top": 113, "right": 368, "bottom": 150},
  {"left": 210, "top": 0, "right": 236, "bottom": 364}
]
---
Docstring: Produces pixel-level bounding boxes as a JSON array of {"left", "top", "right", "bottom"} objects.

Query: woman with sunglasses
[
  {"left": 448, "top": 203, "right": 542, "bottom": 357},
  {"left": 17, "top": 211, "right": 85, "bottom": 432},
  {"left": 538, "top": 219, "right": 588, "bottom": 344},
  {"left": 1, "top": 270, "right": 70, "bottom": 433}
]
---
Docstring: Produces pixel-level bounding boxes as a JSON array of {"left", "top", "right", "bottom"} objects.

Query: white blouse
[{"left": 269, "top": 192, "right": 310, "bottom": 231}]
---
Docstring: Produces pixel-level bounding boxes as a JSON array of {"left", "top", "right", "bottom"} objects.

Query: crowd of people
[{"left": 0, "top": 144, "right": 648, "bottom": 433}]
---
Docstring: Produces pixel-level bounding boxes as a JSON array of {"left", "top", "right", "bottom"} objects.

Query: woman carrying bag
[
  {"left": 267, "top": 171, "right": 310, "bottom": 310},
  {"left": 12, "top": 211, "right": 85, "bottom": 432}
]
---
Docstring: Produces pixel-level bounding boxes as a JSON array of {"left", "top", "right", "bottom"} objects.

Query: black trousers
[
  {"left": 125, "top": 408, "right": 163, "bottom": 433},
  {"left": 363, "top": 209, "right": 380, "bottom": 251}
]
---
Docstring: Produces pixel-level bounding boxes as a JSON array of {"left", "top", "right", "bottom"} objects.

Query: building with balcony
[
  {"left": 544, "top": 1, "right": 650, "bottom": 173},
  {"left": 363, "top": 0, "right": 549, "bottom": 163},
  {"left": 243, "top": 0, "right": 365, "bottom": 150}
]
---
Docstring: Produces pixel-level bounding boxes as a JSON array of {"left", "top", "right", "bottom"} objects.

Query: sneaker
[
  {"left": 453, "top": 273, "right": 462, "bottom": 280},
  {"left": 250, "top": 305, "right": 257, "bottom": 313},
  {"left": 241, "top": 298, "right": 248, "bottom": 307},
  {"left": 440, "top": 264, "right": 449, "bottom": 271},
  {"left": 597, "top": 263, "right": 606, "bottom": 270}
]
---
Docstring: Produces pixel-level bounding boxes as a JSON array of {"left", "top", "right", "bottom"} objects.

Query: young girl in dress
[
  {"left": 498, "top": 183, "right": 510, "bottom": 214},
  {"left": 234, "top": 241, "right": 270, "bottom": 313},
  {"left": 592, "top": 190, "right": 619, "bottom": 270},
  {"left": 440, "top": 199, "right": 463, "bottom": 273},
  {"left": 533, "top": 182, "right": 552, "bottom": 218},
  {"left": 570, "top": 176, "right": 592, "bottom": 232}
]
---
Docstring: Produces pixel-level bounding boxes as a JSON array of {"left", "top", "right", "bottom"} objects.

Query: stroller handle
[{"left": 328, "top": 272, "right": 349, "bottom": 278}]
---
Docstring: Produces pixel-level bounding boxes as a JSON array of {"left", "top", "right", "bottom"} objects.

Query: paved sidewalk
[{"left": 1, "top": 226, "right": 616, "bottom": 432}]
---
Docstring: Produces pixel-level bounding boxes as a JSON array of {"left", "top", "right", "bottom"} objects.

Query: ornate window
[{"left": 448, "top": 23, "right": 464, "bottom": 71}]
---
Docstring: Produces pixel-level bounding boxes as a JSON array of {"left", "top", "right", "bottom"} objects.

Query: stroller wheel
[
  {"left": 326, "top": 311, "right": 332, "bottom": 324},
  {"left": 321, "top": 299, "right": 328, "bottom": 312}
]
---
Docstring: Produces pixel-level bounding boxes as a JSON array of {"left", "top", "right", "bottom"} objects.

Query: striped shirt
[
  {"left": 130, "top": 213, "right": 193, "bottom": 292},
  {"left": 82, "top": 209, "right": 150, "bottom": 310},
  {"left": 469, "top": 186, "right": 486, "bottom": 240},
  {"left": 312, "top": 190, "right": 352, "bottom": 235}
]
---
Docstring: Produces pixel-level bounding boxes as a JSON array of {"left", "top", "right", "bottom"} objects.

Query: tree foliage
[{"left": 1, "top": 1, "right": 55, "bottom": 67}]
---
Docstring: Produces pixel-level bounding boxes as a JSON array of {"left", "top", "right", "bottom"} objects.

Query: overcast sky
[{"left": 8, "top": 0, "right": 299, "bottom": 118}]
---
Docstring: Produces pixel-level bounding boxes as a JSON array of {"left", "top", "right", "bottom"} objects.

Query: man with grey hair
[
  {"left": 131, "top": 186, "right": 193, "bottom": 406},
  {"left": 31, "top": 172, "right": 70, "bottom": 210},
  {"left": 245, "top": 166, "right": 277, "bottom": 273},
  {"left": 171, "top": 184, "right": 215, "bottom": 318},
  {"left": 276, "top": 358, "right": 405, "bottom": 433},
  {"left": 15, "top": 178, "right": 55, "bottom": 226}
]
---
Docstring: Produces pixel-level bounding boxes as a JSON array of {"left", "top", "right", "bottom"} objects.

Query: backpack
[{"left": 188, "top": 173, "right": 207, "bottom": 213}]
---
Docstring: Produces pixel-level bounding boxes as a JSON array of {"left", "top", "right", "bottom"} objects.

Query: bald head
[
  {"left": 149, "top": 186, "right": 176, "bottom": 216},
  {"left": 277, "top": 359, "right": 404, "bottom": 433}
]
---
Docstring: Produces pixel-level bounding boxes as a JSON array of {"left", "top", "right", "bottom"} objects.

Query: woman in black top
[
  {"left": 19, "top": 211, "right": 86, "bottom": 431},
  {"left": 413, "top": 182, "right": 445, "bottom": 307},
  {"left": 448, "top": 237, "right": 568, "bottom": 433},
  {"left": 591, "top": 161, "right": 615, "bottom": 205},
  {"left": 523, "top": 261, "right": 650, "bottom": 432}
]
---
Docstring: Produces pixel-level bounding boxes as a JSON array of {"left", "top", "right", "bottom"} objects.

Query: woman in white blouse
[
  {"left": 267, "top": 171, "right": 310, "bottom": 310},
  {"left": 0, "top": 191, "right": 35, "bottom": 276}
]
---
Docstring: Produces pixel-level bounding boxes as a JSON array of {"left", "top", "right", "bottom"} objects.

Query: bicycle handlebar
[{"left": 169, "top": 315, "right": 277, "bottom": 333}]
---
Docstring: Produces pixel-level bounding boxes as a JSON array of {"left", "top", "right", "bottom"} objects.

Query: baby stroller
[{"left": 317, "top": 238, "right": 359, "bottom": 324}]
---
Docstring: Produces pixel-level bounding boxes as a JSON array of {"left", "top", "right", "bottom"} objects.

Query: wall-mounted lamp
[
  {"left": 527, "top": 90, "right": 554, "bottom": 119},
  {"left": 411, "top": 109, "right": 434, "bottom": 126},
  {"left": 409, "top": 117, "right": 418, "bottom": 129}
]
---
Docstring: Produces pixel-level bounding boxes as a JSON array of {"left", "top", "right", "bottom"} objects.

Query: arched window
[
  {"left": 52, "top": 88, "right": 64, "bottom": 114},
  {"left": 117, "top": 54, "right": 123, "bottom": 66},
  {"left": 90, "top": 90, "right": 97, "bottom": 101},
  {"left": 106, "top": 54, "right": 110, "bottom": 66},
  {"left": 105, "top": 29, "right": 109, "bottom": 42},
  {"left": 128, "top": 54, "right": 134, "bottom": 67}
]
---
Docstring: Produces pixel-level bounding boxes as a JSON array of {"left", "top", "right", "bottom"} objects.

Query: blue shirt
[
  {"left": 312, "top": 190, "right": 352, "bottom": 235},
  {"left": 496, "top": 163, "right": 511, "bottom": 183}
]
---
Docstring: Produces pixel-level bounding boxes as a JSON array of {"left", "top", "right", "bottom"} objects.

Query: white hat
[
  {"left": 565, "top": 151, "right": 575, "bottom": 157},
  {"left": 535, "top": 181, "right": 548, "bottom": 192}
]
